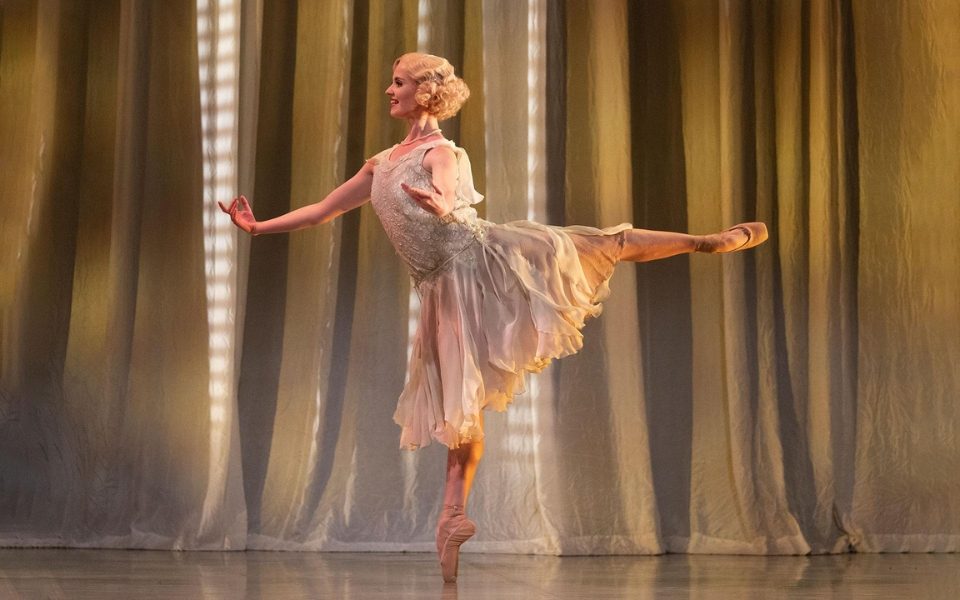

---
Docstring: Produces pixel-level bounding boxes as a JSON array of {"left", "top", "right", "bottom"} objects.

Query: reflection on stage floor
[{"left": 0, "top": 549, "right": 957, "bottom": 599}]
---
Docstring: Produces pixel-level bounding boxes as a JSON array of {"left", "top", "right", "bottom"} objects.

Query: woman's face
[{"left": 385, "top": 65, "right": 422, "bottom": 119}]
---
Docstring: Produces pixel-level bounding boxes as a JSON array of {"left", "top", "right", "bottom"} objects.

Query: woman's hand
[
  {"left": 400, "top": 182, "right": 453, "bottom": 219},
  {"left": 218, "top": 195, "right": 258, "bottom": 235}
]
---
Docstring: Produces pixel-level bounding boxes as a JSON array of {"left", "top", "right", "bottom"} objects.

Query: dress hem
[{"left": 395, "top": 303, "right": 611, "bottom": 451}]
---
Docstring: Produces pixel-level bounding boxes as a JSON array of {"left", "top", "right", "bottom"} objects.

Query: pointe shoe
[
  {"left": 699, "top": 222, "right": 768, "bottom": 253},
  {"left": 727, "top": 222, "right": 768, "bottom": 251},
  {"left": 436, "top": 506, "right": 476, "bottom": 583}
]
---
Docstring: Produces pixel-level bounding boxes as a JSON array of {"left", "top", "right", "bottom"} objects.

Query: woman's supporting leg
[
  {"left": 442, "top": 411, "right": 484, "bottom": 509},
  {"left": 437, "top": 412, "right": 483, "bottom": 582}
]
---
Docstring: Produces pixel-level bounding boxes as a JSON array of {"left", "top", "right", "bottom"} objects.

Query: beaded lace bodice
[{"left": 369, "top": 139, "right": 488, "bottom": 284}]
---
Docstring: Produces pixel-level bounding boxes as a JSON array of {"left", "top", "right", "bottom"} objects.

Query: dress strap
[{"left": 364, "top": 146, "right": 393, "bottom": 167}]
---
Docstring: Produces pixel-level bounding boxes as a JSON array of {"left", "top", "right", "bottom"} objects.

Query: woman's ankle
[
  {"left": 693, "top": 235, "right": 712, "bottom": 253},
  {"left": 442, "top": 503, "right": 466, "bottom": 515}
]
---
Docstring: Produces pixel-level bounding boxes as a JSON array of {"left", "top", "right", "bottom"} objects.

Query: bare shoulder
[
  {"left": 422, "top": 143, "right": 458, "bottom": 172},
  {"left": 359, "top": 158, "right": 376, "bottom": 176}
]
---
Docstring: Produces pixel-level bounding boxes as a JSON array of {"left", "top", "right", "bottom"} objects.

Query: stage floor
[{"left": 0, "top": 549, "right": 957, "bottom": 599}]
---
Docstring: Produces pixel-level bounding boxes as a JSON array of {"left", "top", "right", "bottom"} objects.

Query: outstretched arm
[{"left": 219, "top": 160, "right": 375, "bottom": 235}]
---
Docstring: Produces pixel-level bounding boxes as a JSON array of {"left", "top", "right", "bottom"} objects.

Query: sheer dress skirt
[{"left": 393, "top": 219, "right": 631, "bottom": 450}]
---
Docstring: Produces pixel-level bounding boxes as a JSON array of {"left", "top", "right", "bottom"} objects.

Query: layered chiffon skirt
[{"left": 393, "top": 219, "right": 632, "bottom": 450}]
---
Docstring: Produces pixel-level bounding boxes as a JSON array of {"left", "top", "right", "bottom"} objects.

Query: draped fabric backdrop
[{"left": 1, "top": 0, "right": 957, "bottom": 555}]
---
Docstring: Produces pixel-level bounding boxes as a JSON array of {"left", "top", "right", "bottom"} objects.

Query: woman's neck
[{"left": 403, "top": 115, "right": 442, "bottom": 143}]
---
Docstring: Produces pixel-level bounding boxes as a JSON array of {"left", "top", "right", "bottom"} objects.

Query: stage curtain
[
  {"left": 0, "top": 0, "right": 246, "bottom": 548},
  {"left": 1, "top": 0, "right": 957, "bottom": 555}
]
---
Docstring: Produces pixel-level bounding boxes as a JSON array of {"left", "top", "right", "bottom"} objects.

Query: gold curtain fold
[
  {"left": 1, "top": 0, "right": 245, "bottom": 547},
  {"left": 849, "top": 0, "right": 960, "bottom": 551}
]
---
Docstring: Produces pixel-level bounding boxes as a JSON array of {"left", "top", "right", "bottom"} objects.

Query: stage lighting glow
[
  {"left": 501, "top": 0, "right": 549, "bottom": 459},
  {"left": 197, "top": 0, "right": 240, "bottom": 532}
]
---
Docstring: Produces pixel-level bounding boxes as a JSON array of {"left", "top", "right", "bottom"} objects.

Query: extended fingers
[{"left": 400, "top": 183, "right": 431, "bottom": 200}]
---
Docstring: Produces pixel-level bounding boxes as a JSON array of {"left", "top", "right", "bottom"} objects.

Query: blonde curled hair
[{"left": 394, "top": 53, "right": 470, "bottom": 121}]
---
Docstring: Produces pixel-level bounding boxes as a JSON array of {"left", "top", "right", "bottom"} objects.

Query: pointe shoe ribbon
[{"left": 437, "top": 509, "right": 476, "bottom": 583}]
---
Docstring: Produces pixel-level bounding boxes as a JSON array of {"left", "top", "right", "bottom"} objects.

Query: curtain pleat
[
  {"left": 628, "top": 0, "right": 694, "bottom": 553},
  {"left": 849, "top": 0, "right": 960, "bottom": 552},
  {"left": 1, "top": 0, "right": 957, "bottom": 553},
  {"left": 1, "top": 0, "right": 246, "bottom": 548}
]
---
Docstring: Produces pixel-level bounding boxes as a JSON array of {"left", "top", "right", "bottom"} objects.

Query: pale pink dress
[{"left": 366, "top": 138, "right": 631, "bottom": 450}]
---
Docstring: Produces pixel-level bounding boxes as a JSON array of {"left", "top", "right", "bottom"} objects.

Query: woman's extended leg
[
  {"left": 437, "top": 411, "right": 484, "bottom": 582},
  {"left": 619, "top": 222, "right": 767, "bottom": 262}
]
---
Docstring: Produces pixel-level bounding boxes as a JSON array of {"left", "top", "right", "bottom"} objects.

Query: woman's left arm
[{"left": 400, "top": 146, "right": 459, "bottom": 220}]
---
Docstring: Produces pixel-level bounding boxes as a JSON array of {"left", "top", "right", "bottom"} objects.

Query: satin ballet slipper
[
  {"left": 697, "top": 222, "right": 768, "bottom": 253},
  {"left": 436, "top": 505, "right": 476, "bottom": 583}
]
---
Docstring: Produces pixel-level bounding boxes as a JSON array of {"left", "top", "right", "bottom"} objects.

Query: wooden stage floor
[{"left": 0, "top": 549, "right": 957, "bottom": 599}]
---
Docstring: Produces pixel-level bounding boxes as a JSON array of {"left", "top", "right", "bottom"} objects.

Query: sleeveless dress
[{"left": 366, "top": 138, "right": 632, "bottom": 450}]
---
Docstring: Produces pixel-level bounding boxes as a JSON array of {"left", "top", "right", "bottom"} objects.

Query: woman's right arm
[{"left": 220, "top": 160, "right": 375, "bottom": 235}]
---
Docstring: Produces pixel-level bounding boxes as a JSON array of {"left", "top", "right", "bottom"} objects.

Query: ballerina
[{"left": 220, "top": 51, "right": 767, "bottom": 583}]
